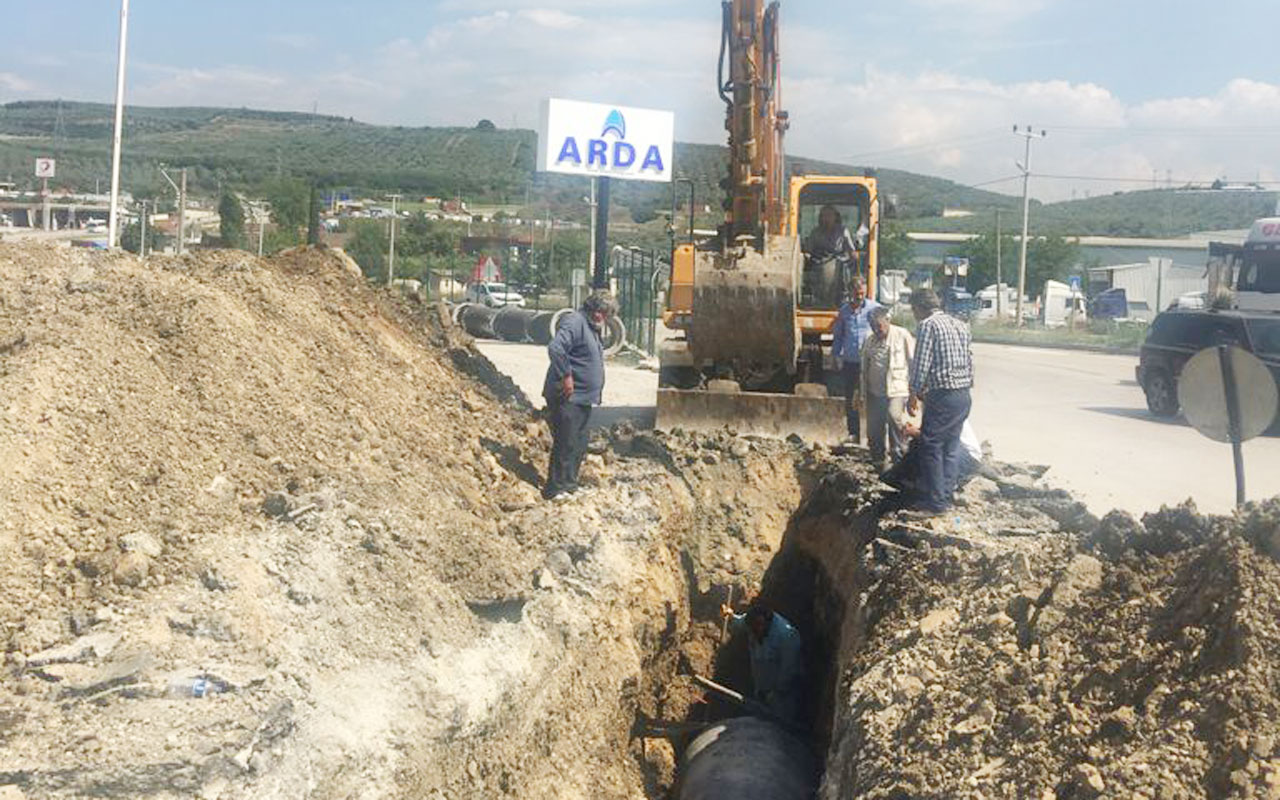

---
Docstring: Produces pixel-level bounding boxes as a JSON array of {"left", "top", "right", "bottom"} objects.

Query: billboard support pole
[{"left": 593, "top": 176, "right": 611, "bottom": 290}]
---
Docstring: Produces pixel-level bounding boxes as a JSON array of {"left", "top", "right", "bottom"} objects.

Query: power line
[
  {"left": 1032, "top": 172, "right": 1280, "bottom": 186},
  {"left": 1051, "top": 125, "right": 1280, "bottom": 135},
  {"left": 968, "top": 175, "right": 1023, "bottom": 189}
]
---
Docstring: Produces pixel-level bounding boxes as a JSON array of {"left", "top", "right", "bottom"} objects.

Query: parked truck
[{"left": 1208, "top": 217, "right": 1280, "bottom": 312}]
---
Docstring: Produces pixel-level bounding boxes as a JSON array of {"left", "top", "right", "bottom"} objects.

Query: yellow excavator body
[{"left": 655, "top": 1, "right": 882, "bottom": 442}]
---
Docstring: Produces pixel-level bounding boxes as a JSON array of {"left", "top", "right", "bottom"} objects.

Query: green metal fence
[{"left": 612, "top": 247, "right": 664, "bottom": 357}]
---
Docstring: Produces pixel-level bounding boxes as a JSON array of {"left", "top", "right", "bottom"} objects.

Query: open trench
[{"left": 627, "top": 455, "right": 880, "bottom": 799}]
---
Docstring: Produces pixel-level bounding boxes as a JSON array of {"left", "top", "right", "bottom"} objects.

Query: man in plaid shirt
[{"left": 906, "top": 288, "right": 974, "bottom": 513}]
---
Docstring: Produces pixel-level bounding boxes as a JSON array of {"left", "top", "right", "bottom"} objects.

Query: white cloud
[
  {"left": 9, "top": 4, "right": 1276, "bottom": 203},
  {"left": 0, "top": 72, "right": 36, "bottom": 94}
]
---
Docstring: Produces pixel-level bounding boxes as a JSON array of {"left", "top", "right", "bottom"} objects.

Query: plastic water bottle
[{"left": 168, "top": 676, "right": 223, "bottom": 698}]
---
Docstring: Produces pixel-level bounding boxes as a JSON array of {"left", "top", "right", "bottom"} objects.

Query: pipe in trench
[{"left": 675, "top": 716, "right": 818, "bottom": 800}]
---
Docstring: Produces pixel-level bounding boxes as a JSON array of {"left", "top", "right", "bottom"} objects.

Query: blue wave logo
[{"left": 602, "top": 109, "right": 627, "bottom": 139}]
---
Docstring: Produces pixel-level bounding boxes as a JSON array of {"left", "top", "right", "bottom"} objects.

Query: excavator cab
[
  {"left": 795, "top": 180, "right": 876, "bottom": 312},
  {"left": 788, "top": 175, "right": 880, "bottom": 347}
]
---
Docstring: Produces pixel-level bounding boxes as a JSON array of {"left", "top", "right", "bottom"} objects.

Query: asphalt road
[{"left": 476, "top": 339, "right": 1280, "bottom": 516}]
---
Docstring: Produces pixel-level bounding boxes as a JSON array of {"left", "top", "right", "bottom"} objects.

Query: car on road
[
  {"left": 464, "top": 281, "right": 526, "bottom": 308},
  {"left": 1137, "top": 309, "right": 1280, "bottom": 418}
]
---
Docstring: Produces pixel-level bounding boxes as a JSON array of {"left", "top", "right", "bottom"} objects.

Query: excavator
[{"left": 657, "top": 0, "right": 883, "bottom": 441}]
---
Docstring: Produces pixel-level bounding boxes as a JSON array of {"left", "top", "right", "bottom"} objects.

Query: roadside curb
[{"left": 971, "top": 336, "right": 1140, "bottom": 356}]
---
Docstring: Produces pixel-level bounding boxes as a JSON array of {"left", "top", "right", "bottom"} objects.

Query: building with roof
[{"left": 1087, "top": 258, "right": 1209, "bottom": 321}]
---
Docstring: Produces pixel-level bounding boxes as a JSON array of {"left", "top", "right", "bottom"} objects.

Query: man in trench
[
  {"left": 541, "top": 291, "right": 617, "bottom": 500},
  {"left": 720, "top": 601, "right": 806, "bottom": 726}
]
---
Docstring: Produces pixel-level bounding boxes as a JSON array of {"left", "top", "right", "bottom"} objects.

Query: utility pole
[
  {"left": 107, "top": 0, "right": 130, "bottom": 249},
  {"left": 159, "top": 167, "right": 187, "bottom": 255},
  {"left": 178, "top": 168, "right": 187, "bottom": 255},
  {"left": 1013, "top": 125, "right": 1046, "bottom": 327},
  {"left": 995, "top": 209, "right": 1003, "bottom": 320},
  {"left": 257, "top": 206, "right": 266, "bottom": 257},
  {"left": 140, "top": 200, "right": 147, "bottom": 256},
  {"left": 387, "top": 194, "right": 402, "bottom": 286}
]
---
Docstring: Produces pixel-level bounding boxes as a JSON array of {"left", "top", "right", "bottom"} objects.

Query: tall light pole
[
  {"left": 386, "top": 194, "right": 402, "bottom": 286},
  {"left": 1013, "top": 125, "right": 1046, "bottom": 327},
  {"left": 107, "top": 0, "right": 131, "bottom": 249}
]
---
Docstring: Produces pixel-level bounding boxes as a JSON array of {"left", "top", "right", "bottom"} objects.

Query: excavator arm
[{"left": 719, "top": 0, "right": 788, "bottom": 245}]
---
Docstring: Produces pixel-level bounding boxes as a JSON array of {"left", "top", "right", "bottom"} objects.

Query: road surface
[{"left": 476, "top": 340, "right": 1280, "bottom": 515}]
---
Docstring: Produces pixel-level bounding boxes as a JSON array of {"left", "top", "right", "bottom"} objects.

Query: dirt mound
[
  {"left": 0, "top": 242, "right": 813, "bottom": 799},
  {"left": 820, "top": 490, "right": 1280, "bottom": 799},
  {"left": 0, "top": 241, "right": 542, "bottom": 620},
  {"left": 0, "top": 242, "right": 552, "bottom": 797}
]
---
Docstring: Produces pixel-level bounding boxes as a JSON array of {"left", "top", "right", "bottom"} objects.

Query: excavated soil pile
[
  {"left": 0, "top": 241, "right": 809, "bottom": 799},
  {"left": 820, "top": 489, "right": 1280, "bottom": 799}
]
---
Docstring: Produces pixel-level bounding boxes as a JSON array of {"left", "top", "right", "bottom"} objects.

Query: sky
[{"left": 4, "top": 0, "right": 1280, "bottom": 201}]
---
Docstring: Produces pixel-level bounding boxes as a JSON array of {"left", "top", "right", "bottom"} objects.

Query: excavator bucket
[
  {"left": 656, "top": 386, "right": 847, "bottom": 443},
  {"left": 688, "top": 237, "right": 800, "bottom": 367}
]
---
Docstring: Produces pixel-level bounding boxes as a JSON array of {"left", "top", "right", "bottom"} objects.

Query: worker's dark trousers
[
  {"left": 918, "top": 388, "right": 972, "bottom": 512},
  {"left": 545, "top": 396, "right": 592, "bottom": 496},
  {"left": 841, "top": 361, "right": 862, "bottom": 438}
]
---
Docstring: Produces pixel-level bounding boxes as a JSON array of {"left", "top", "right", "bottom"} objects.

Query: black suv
[{"left": 1137, "top": 310, "right": 1280, "bottom": 417}]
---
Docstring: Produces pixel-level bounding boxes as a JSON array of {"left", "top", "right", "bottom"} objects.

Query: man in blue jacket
[
  {"left": 542, "top": 291, "right": 617, "bottom": 500},
  {"left": 722, "top": 601, "right": 806, "bottom": 726},
  {"left": 830, "top": 277, "right": 881, "bottom": 439}
]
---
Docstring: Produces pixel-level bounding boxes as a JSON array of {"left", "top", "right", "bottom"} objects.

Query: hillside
[
  {"left": 3, "top": 101, "right": 1273, "bottom": 236},
  {"left": 907, "top": 187, "right": 1279, "bottom": 238},
  {"left": 0, "top": 100, "right": 1013, "bottom": 222}
]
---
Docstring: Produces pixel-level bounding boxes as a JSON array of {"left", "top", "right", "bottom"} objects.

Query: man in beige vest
[{"left": 860, "top": 306, "right": 915, "bottom": 469}]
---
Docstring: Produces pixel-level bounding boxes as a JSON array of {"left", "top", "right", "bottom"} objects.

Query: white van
[
  {"left": 1041, "top": 280, "right": 1087, "bottom": 327},
  {"left": 973, "top": 284, "right": 1019, "bottom": 321}
]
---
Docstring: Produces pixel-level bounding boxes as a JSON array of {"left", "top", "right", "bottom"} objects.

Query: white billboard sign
[
  {"left": 35, "top": 158, "right": 56, "bottom": 179},
  {"left": 537, "top": 98, "right": 674, "bottom": 184}
]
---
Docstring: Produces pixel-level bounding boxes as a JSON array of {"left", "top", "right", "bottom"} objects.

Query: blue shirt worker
[
  {"left": 906, "top": 288, "right": 975, "bottom": 514},
  {"left": 830, "top": 277, "right": 881, "bottom": 439},
  {"left": 541, "top": 291, "right": 617, "bottom": 500},
  {"left": 724, "top": 602, "right": 805, "bottom": 726}
]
